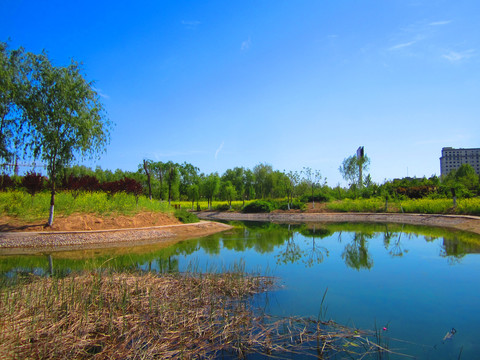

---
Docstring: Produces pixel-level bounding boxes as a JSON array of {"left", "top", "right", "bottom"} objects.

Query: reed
[{"left": 0, "top": 271, "right": 403, "bottom": 359}]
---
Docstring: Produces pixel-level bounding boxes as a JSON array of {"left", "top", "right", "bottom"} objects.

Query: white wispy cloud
[
  {"left": 429, "top": 20, "right": 452, "bottom": 26},
  {"left": 388, "top": 40, "right": 417, "bottom": 51},
  {"left": 241, "top": 38, "right": 251, "bottom": 51},
  {"left": 214, "top": 141, "right": 224, "bottom": 159},
  {"left": 442, "top": 49, "right": 475, "bottom": 62},
  {"left": 91, "top": 87, "right": 110, "bottom": 99}
]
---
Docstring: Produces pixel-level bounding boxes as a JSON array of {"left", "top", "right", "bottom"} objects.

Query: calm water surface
[{"left": 2, "top": 221, "right": 480, "bottom": 359}]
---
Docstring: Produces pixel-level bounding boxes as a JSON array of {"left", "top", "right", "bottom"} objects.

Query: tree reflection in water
[
  {"left": 341, "top": 232, "right": 374, "bottom": 270},
  {"left": 2, "top": 221, "right": 480, "bottom": 277},
  {"left": 300, "top": 225, "right": 330, "bottom": 267}
]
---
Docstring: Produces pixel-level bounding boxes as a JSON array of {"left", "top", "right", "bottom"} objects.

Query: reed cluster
[{"left": 0, "top": 271, "right": 398, "bottom": 359}]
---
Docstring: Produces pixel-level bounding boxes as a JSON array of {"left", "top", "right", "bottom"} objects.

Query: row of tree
[{"left": 3, "top": 158, "right": 478, "bottom": 209}]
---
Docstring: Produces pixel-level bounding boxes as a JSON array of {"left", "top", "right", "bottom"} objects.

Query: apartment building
[{"left": 440, "top": 147, "right": 480, "bottom": 176}]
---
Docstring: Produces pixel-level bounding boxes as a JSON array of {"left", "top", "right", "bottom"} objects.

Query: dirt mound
[{"left": 1, "top": 212, "right": 181, "bottom": 232}]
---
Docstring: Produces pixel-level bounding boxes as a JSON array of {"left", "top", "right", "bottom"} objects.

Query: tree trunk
[
  {"left": 312, "top": 185, "right": 315, "bottom": 209},
  {"left": 48, "top": 189, "right": 55, "bottom": 226},
  {"left": 143, "top": 160, "right": 152, "bottom": 200},
  {"left": 48, "top": 171, "right": 56, "bottom": 226}
]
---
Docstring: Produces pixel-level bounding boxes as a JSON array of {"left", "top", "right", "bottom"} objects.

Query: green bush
[
  {"left": 300, "top": 193, "right": 330, "bottom": 203},
  {"left": 214, "top": 203, "right": 231, "bottom": 211},
  {"left": 174, "top": 208, "right": 199, "bottom": 223},
  {"left": 242, "top": 200, "right": 273, "bottom": 213},
  {"left": 277, "top": 200, "right": 306, "bottom": 211}
]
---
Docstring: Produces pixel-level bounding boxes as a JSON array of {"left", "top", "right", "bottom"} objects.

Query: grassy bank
[
  {"left": 0, "top": 271, "right": 392, "bottom": 359},
  {"left": 2, "top": 191, "right": 479, "bottom": 222},
  {"left": 327, "top": 197, "right": 480, "bottom": 216},
  {"left": 0, "top": 191, "right": 172, "bottom": 222}
]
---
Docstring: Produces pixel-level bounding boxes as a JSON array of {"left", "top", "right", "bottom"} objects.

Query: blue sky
[{"left": 1, "top": 0, "right": 479, "bottom": 185}]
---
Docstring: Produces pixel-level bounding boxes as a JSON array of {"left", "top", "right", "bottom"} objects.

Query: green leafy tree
[
  {"left": 253, "top": 163, "right": 274, "bottom": 199},
  {"left": 27, "top": 53, "right": 111, "bottom": 226},
  {"left": 0, "top": 42, "right": 33, "bottom": 162},
  {"left": 302, "top": 167, "right": 322, "bottom": 208},
  {"left": 222, "top": 181, "right": 237, "bottom": 209},
  {"left": 243, "top": 168, "right": 256, "bottom": 202},
  {"left": 201, "top": 173, "right": 220, "bottom": 209},
  {"left": 284, "top": 170, "right": 300, "bottom": 209},
  {"left": 149, "top": 161, "right": 167, "bottom": 200},
  {"left": 142, "top": 159, "right": 153, "bottom": 200},
  {"left": 178, "top": 162, "right": 200, "bottom": 200},
  {"left": 221, "top": 167, "right": 245, "bottom": 203},
  {"left": 339, "top": 153, "right": 370, "bottom": 197},
  {"left": 454, "top": 164, "right": 479, "bottom": 191},
  {"left": 187, "top": 183, "right": 200, "bottom": 210},
  {"left": 165, "top": 162, "right": 179, "bottom": 205}
]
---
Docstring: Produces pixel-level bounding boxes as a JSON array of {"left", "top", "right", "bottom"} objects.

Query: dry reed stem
[{"left": 0, "top": 272, "right": 405, "bottom": 359}]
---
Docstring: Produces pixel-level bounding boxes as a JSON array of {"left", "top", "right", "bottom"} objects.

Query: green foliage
[
  {"left": 326, "top": 198, "right": 385, "bottom": 213},
  {"left": 214, "top": 203, "right": 231, "bottom": 211},
  {"left": 3, "top": 44, "right": 112, "bottom": 226},
  {"left": 339, "top": 153, "right": 370, "bottom": 188},
  {"left": 0, "top": 42, "right": 32, "bottom": 162},
  {"left": 456, "top": 198, "right": 480, "bottom": 216},
  {"left": 300, "top": 192, "right": 330, "bottom": 203},
  {"left": 399, "top": 198, "right": 455, "bottom": 214},
  {"left": 276, "top": 199, "right": 306, "bottom": 211},
  {"left": 325, "top": 197, "right": 480, "bottom": 216},
  {"left": 173, "top": 208, "right": 199, "bottom": 223},
  {"left": 242, "top": 200, "right": 274, "bottom": 213}
]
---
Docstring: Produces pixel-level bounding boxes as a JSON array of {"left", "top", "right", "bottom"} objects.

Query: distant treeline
[{"left": 1, "top": 161, "right": 479, "bottom": 204}]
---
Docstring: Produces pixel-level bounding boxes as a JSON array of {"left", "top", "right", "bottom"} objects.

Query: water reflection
[
  {"left": 1, "top": 221, "right": 480, "bottom": 277},
  {"left": 341, "top": 232, "right": 374, "bottom": 270}
]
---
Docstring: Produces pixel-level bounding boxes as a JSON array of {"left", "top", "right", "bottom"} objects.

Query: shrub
[
  {"left": 0, "top": 174, "right": 16, "bottom": 191},
  {"left": 214, "top": 203, "right": 231, "bottom": 211},
  {"left": 300, "top": 193, "right": 330, "bottom": 203},
  {"left": 62, "top": 174, "right": 100, "bottom": 192},
  {"left": 21, "top": 172, "right": 44, "bottom": 196},
  {"left": 277, "top": 200, "right": 306, "bottom": 211},
  {"left": 242, "top": 200, "right": 273, "bottom": 213},
  {"left": 174, "top": 208, "right": 199, "bottom": 223}
]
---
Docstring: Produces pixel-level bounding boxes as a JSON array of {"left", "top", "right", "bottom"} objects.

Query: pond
[{"left": 2, "top": 221, "right": 480, "bottom": 359}]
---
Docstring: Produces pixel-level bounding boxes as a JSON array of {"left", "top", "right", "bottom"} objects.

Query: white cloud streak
[
  {"left": 442, "top": 49, "right": 475, "bottom": 62},
  {"left": 388, "top": 41, "right": 417, "bottom": 51},
  {"left": 429, "top": 20, "right": 452, "bottom": 26},
  {"left": 215, "top": 141, "right": 224, "bottom": 159}
]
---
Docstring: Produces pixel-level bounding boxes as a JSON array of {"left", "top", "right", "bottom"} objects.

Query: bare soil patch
[{"left": 0, "top": 211, "right": 181, "bottom": 232}]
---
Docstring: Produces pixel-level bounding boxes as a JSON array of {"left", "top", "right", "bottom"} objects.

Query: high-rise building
[{"left": 440, "top": 147, "right": 480, "bottom": 176}]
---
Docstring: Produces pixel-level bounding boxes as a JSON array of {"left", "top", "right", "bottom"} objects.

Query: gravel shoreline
[
  {"left": 0, "top": 221, "right": 233, "bottom": 254},
  {"left": 197, "top": 212, "right": 480, "bottom": 235}
]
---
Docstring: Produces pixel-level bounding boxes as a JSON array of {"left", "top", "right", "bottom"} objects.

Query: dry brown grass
[{"left": 0, "top": 272, "right": 401, "bottom": 359}]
